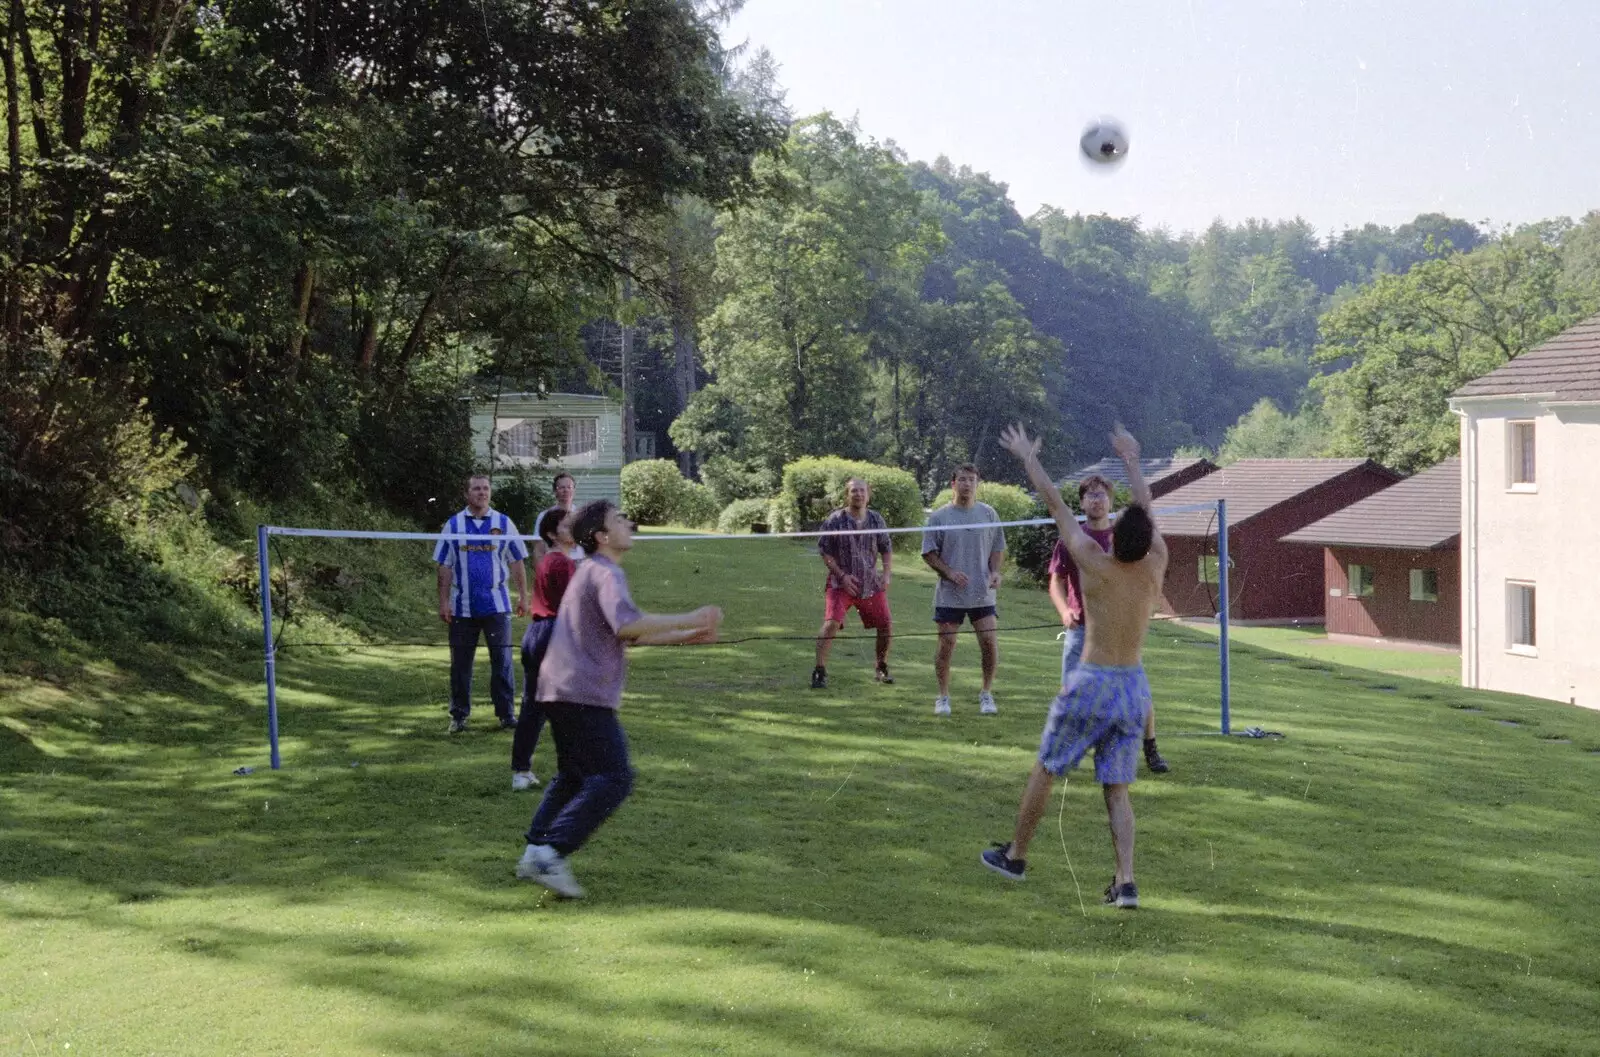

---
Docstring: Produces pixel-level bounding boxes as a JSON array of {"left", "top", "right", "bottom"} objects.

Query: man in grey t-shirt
[{"left": 921, "top": 464, "right": 1007, "bottom": 716}]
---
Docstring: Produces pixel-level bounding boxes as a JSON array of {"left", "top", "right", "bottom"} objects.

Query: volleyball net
[{"left": 253, "top": 500, "right": 1236, "bottom": 769}]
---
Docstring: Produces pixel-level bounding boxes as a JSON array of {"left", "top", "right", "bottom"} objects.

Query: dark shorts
[{"left": 933, "top": 605, "right": 998, "bottom": 626}]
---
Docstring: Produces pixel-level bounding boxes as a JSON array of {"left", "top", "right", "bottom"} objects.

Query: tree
[
  {"left": 1218, "top": 399, "right": 1329, "bottom": 463},
  {"left": 1313, "top": 235, "right": 1583, "bottom": 472}
]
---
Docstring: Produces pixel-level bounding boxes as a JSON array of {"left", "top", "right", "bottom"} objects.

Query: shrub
[
  {"left": 717, "top": 497, "right": 773, "bottom": 535},
  {"left": 489, "top": 465, "right": 554, "bottom": 534},
  {"left": 774, "top": 457, "right": 924, "bottom": 551},
  {"left": 674, "top": 480, "right": 721, "bottom": 529},
  {"left": 620, "top": 459, "right": 688, "bottom": 526}
]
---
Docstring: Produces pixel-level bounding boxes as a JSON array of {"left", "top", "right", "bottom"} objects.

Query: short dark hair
[
  {"left": 1078, "top": 474, "right": 1115, "bottom": 502},
  {"left": 1112, "top": 504, "right": 1154, "bottom": 563},
  {"left": 951, "top": 464, "right": 980, "bottom": 481},
  {"left": 535, "top": 506, "right": 567, "bottom": 547},
  {"left": 552, "top": 472, "right": 575, "bottom": 490},
  {"left": 570, "top": 499, "right": 615, "bottom": 555}
]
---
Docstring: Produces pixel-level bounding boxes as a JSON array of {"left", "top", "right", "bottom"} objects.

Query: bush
[
  {"left": 773, "top": 457, "right": 924, "bottom": 551},
  {"left": 620, "top": 459, "right": 688, "bottom": 526},
  {"left": 717, "top": 497, "right": 773, "bottom": 535},
  {"left": 674, "top": 480, "right": 720, "bottom": 529},
  {"left": 489, "top": 465, "right": 554, "bottom": 534}
]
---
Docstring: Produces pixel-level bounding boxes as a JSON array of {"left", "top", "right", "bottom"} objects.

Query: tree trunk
[
  {"left": 357, "top": 310, "right": 378, "bottom": 373},
  {"left": 396, "top": 246, "right": 459, "bottom": 371},
  {"left": 288, "top": 259, "right": 314, "bottom": 366},
  {"left": 671, "top": 316, "right": 697, "bottom": 475},
  {"left": 3, "top": 13, "right": 23, "bottom": 343}
]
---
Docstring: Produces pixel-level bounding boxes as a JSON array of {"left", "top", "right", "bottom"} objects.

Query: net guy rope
[{"left": 253, "top": 500, "right": 1233, "bottom": 770}]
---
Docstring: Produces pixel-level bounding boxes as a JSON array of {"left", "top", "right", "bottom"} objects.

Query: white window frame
[
  {"left": 1507, "top": 420, "right": 1536, "bottom": 492},
  {"left": 1506, "top": 581, "right": 1537, "bottom": 656},
  {"left": 1347, "top": 563, "right": 1375, "bottom": 599},
  {"left": 1409, "top": 568, "right": 1439, "bottom": 603},
  {"left": 493, "top": 416, "right": 601, "bottom": 466}
]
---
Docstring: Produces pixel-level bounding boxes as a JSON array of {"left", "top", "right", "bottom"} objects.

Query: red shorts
[{"left": 824, "top": 587, "right": 892, "bottom": 629}]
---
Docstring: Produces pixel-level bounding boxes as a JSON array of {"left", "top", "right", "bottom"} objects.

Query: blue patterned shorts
[{"left": 1037, "top": 664, "right": 1152, "bottom": 785}]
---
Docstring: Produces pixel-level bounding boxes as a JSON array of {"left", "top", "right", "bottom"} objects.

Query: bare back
[{"left": 1073, "top": 540, "right": 1168, "bottom": 668}]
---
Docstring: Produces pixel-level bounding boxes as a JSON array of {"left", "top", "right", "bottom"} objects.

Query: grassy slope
[{"left": 3, "top": 533, "right": 1599, "bottom": 1056}]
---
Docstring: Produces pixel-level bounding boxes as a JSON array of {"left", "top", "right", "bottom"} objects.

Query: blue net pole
[
  {"left": 1216, "top": 498, "right": 1231, "bottom": 735},
  {"left": 257, "top": 524, "right": 282, "bottom": 770}
]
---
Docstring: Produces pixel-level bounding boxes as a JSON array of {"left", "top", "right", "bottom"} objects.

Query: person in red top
[
  {"left": 511, "top": 506, "right": 580, "bottom": 790},
  {"left": 1049, "top": 474, "right": 1169, "bottom": 774}
]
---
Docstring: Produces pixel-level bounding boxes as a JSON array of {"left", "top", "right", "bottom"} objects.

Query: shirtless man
[{"left": 979, "top": 423, "right": 1167, "bottom": 910}]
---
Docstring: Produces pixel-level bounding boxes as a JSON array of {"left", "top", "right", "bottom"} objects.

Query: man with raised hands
[{"left": 980, "top": 424, "right": 1167, "bottom": 910}]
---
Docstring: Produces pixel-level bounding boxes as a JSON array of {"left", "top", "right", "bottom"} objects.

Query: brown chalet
[
  {"left": 1067, "top": 456, "right": 1218, "bottom": 498},
  {"left": 1153, "top": 459, "right": 1403, "bottom": 621},
  {"left": 1280, "top": 459, "right": 1460, "bottom": 646}
]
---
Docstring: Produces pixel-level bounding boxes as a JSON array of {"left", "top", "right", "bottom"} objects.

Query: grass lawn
[
  {"left": 1182, "top": 623, "right": 1463, "bottom": 686},
  {"left": 4, "top": 532, "right": 1600, "bottom": 1056}
]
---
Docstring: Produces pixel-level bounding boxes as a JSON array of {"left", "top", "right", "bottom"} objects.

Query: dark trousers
[
  {"left": 525, "top": 701, "right": 635, "bottom": 857},
  {"left": 448, "top": 614, "right": 515, "bottom": 721},
  {"left": 511, "top": 618, "right": 557, "bottom": 771}
]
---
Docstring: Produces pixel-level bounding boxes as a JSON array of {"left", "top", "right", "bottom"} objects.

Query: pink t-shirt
[
  {"left": 1048, "top": 525, "right": 1115, "bottom": 623},
  {"left": 535, "top": 555, "right": 644, "bottom": 710}
]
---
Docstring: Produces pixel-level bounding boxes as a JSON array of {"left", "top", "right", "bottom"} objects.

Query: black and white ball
[{"left": 1079, "top": 120, "right": 1129, "bottom": 166}]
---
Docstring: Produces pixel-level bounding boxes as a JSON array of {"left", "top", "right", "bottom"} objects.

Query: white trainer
[
  {"left": 515, "top": 843, "right": 584, "bottom": 898},
  {"left": 933, "top": 695, "right": 952, "bottom": 716},
  {"left": 511, "top": 771, "right": 540, "bottom": 791},
  {"left": 979, "top": 691, "right": 998, "bottom": 715}
]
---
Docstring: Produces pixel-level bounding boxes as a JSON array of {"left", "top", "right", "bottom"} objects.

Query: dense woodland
[{"left": 3, "top": 1, "right": 1600, "bottom": 638}]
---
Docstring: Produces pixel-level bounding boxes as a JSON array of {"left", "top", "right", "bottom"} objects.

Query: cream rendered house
[{"left": 1449, "top": 313, "right": 1600, "bottom": 710}]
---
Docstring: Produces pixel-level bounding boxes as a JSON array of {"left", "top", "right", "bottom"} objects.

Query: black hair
[
  {"left": 1112, "top": 503, "right": 1154, "bottom": 563},
  {"left": 535, "top": 506, "right": 567, "bottom": 547},
  {"left": 570, "top": 499, "right": 615, "bottom": 555}
]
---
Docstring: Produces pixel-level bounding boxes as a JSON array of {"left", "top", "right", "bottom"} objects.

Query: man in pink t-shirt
[{"left": 1048, "top": 474, "right": 1169, "bottom": 774}]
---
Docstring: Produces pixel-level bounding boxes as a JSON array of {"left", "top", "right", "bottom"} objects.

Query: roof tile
[
  {"left": 1280, "top": 458, "right": 1459, "bottom": 550},
  {"left": 1153, "top": 459, "right": 1399, "bottom": 536},
  {"left": 1452, "top": 313, "right": 1600, "bottom": 400}
]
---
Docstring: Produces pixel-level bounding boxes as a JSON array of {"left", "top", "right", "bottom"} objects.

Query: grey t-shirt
[
  {"left": 922, "top": 502, "right": 1007, "bottom": 609},
  {"left": 535, "top": 555, "right": 644, "bottom": 710}
]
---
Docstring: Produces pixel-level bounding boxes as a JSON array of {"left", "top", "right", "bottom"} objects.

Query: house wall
[
  {"left": 469, "top": 394, "right": 624, "bottom": 503},
  {"left": 1159, "top": 468, "right": 1398, "bottom": 621},
  {"left": 1323, "top": 546, "right": 1459, "bottom": 645},
  {"left": 1460, "top": 401, "right": 1600, "bottom": 709}
]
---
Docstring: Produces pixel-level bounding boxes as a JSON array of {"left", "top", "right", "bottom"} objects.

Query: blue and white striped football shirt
[{"left": 433, "top": 508, "right": 529, "bottom": 618}]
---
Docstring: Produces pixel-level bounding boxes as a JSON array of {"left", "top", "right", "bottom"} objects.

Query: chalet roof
[
  {"left": 1067, "top": 456, "right": 1216, "bottom": 489},
  {"left": 1280, "top": 458, "right": 1460, "bottom": 550},
  {"left": 1452, "top": 313, "right": 1600, "bottom": 402},
  {"left": 1153, "top": 459, "right": 1400, "bottom": 536}
]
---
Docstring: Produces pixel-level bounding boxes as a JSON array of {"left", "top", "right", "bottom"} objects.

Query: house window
[
  {"left": 494, "top": 417, "right": 599, "bottom": 462},
  {"left": 1348, "top": 564, "right": 1375, "bottom": 598},
  {"left": 1508, "top": 421, "right": 1536, "bottom": 488},
  {"left": 1198, "top": 555, "right": 1219, "bottom": 584},
  {"left": 1507, "top": 582, "right": 1536, "bottom": 654},
  {"left": 1409, "top": 568, "right": 1438, "bottom": 602}
]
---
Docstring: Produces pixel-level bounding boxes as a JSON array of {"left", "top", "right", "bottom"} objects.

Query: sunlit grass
[{"left": 3, "top": 536, "right": 1599, "bottom": 1056}]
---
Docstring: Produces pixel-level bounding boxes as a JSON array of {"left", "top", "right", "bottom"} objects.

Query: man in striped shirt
[{"left": 435, "top": 475, "right": 530, "bottom": 733}]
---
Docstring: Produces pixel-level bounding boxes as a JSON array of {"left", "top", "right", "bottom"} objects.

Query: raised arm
[
  {"left": 1112, "top": 424, "right": 1152, "bottom": 509},
  {"left": 999, "top": 423, "right": 1086, "bottom": 550}
]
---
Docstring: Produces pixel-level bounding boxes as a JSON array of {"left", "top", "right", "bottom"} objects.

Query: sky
[{"left": 725, "top": 0, "right": 1600, "bottom": 237}]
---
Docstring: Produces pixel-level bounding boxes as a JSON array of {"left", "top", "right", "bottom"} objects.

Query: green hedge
[
  {"left": 717, "top": 497, "right": 773, "bottom": 535},
  {"left": 675, "top": 480, "right": 720, "bottom": 529},
  {"left": 773, "top": 457, "right": 924, "bottom": 550},
  {"left": 619, "top": 460, "right": 685, "bottom": 526}
]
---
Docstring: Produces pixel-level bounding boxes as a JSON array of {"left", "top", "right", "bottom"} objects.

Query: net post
[
  {"left": 257, "top": 524, "right": 282, "bottom": 770},
  {"left": 1216, "top": 498, "right": 1231, "bottom": 735}
]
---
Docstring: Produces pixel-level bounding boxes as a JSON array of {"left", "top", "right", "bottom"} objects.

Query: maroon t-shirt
[
  {"left": 530, "top": 551, "right": 576, "bottom": 619},
  {"left": 1048, "top": 525, "right": 1115, "bottom": 623}
]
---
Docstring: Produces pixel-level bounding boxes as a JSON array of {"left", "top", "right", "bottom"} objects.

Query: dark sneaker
[
  {"left": 1145, "top": 741, "right": 1170, "bottom": 773},
  {"left": 1102, "top": 880, "right": 1139, "bottom": 909},
  {"left": 811, "top": 666, "right": 827, "bottom": 689},
  {"left": 447, "top": 718, "right": 468, "bottom": 734},
  {"left": 874, "top": 664, "right": 894, "bottom": 684},
  {"left": 980, "top": 843, "right": 1026, "bottom": 881},
  {"left": 499, "top": 716, "right": 517, "bottom": 731}
]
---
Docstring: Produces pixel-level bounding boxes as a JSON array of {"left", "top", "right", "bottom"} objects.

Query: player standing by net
[
  {"left": 1050, "top": 475, "right": 1170, "bottom": 774},
  {"left": 532, "top": 472, "right": 579, "bottom": 564},
  {"left": 515, "top": 500, "right": 722, "bottom": 899},
  {"left": 510, "top": 506, "right": 580, "bottom": 791},
  {"left": 434, "top": 474, "right": 528, "bottom": 734},
  {"left": 921, "top": 465, "right": 1006, "bottom": 716},
  {"left": 981, "top": 424, "right": 1167, "bottom": 910},
  {"left": 811, "top": 478, "right": 894, "bottom": 689}
]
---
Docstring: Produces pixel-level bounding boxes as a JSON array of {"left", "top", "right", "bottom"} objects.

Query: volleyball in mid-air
[{"left": 1079, "top": 120, "right": 1129, "bottom": 166}]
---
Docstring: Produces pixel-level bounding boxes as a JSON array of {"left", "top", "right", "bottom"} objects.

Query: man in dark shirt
[
  {"left": 1048, "top": 474, "right": 1169, "bottom": 774},
  {"left": 811, "top": 478, "right": 894, "bottom": 688}
]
